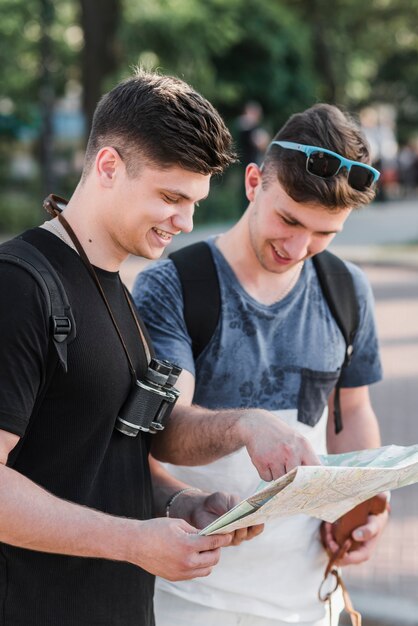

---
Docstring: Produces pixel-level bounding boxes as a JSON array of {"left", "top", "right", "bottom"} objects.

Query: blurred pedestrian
[
  {"left": 398, "top": 140, "right": 418, "bottom": 197},
  {"left": 236, "top": 101, "right": 270, "bottom": 211},
  {"left": 236, "top": 101, "right": 270, "bottom": 166}
]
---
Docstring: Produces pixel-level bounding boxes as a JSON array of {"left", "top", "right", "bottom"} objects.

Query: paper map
[{"left": 200, "top": 444, "right": 418, "bottom": 535}]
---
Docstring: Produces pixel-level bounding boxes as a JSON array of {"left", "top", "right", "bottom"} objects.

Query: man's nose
[
  {"left": 172, "top": 206, "right": 194, "bottom": 234},
  {"left": 283, "top": 232, "right": 311, "bottom": 259}
]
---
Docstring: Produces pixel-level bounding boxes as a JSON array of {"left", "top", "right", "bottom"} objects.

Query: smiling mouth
[
  {"left": 272, "top": 244, "right": 292, "bottom": 261},
  {"left": 152, "top": 227, "right": 179, "bottom": 240}
]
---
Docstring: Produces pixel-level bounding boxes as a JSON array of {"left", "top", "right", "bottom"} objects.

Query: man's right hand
[
  {"left": 237, "top": 408, "right": 320, "bottom": 481},
  {"left": 128, "top": 517, "right": 232, "bottom": 581}
]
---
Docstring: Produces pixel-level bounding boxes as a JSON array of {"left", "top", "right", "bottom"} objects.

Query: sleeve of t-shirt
[
  {"left": 132, "top": 260, "right": 196, "bottom": 377},
  {"left": 0, "top": 264, "right": 50, "bottom": 436},
  {"left": 338, "top": 261, "right": 383, "bottom": 388}
]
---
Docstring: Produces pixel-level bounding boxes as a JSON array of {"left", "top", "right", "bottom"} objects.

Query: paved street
[
  {"left": 341, "top": 262, "right": 418, "bottom": 625},
  {"left": 122, "top": 198, "right": 418, "bottom": 625},
  {"left": 326, "top": 200, "right": 418, "bottom": 623}
]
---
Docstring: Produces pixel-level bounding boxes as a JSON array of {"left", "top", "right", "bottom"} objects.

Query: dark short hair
[
  {"left": 262, "top": 103, "right": 376, "bottom": 210},
  {"left": 82, "top": 68, "right": 236, "bottom": 178}
]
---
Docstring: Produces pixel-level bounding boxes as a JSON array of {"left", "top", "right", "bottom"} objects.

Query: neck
[
  {"left": 216, "top": 213, "right": 303, "bottom": 306},
  {"left": 60, "top": 184, "right": 127, "bottom": 272}
]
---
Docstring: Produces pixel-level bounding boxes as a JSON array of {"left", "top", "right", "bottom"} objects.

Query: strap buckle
[{"left": 52, "top": 315, "right": 72, "bottom": 342}]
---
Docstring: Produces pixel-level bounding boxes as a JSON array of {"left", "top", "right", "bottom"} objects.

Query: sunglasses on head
[{"left": 270, "top": 140, "right": 380, "bottom": 191}]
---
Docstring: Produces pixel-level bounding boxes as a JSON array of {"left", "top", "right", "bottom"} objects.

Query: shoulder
[
  {"left": 133, "top": 257, "right": 180, "bottom": 284},
  {"left": 307, "top": 254, "right": 377, "bottom": 334},
  {"left": 133, "top": 239, "right": 219, "bottom": 302},
  {"left": 138, "top": 258, "right": 180, "bottom": 282},
  {"left": 0, "top": 239, "right": 51, "bottom": 350},
  {"left": 0, "top": 254, "right": 49, "bottom": 318},
  {"left": 342, "top": 259, "right": 375, "bottom": 305},
  {"left": 310, "top": 253, "right": 373, "bottom": 301},
  {"left": 132, "top": 259, "right": 183, "bottom": 309}
]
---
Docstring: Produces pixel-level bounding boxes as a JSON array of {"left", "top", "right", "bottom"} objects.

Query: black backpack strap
[
  {"left": 169, "top": 242, "right": 220, "bottom": 360},
  {"left": 313, "top": 250, "right": 359, "bottom": 434},
  {"left": 0, "top": 239, "right": 75, "bottom": 372}
]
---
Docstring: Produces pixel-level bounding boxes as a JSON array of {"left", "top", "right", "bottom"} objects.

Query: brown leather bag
[
  {"left": 319, "top": 493, "right": 389, "bottom": 626},
  {"left": 331, "top": 492, "right": 388, "bottom": 553}
]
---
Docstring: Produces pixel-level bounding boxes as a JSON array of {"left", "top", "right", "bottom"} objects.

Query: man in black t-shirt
[{"left": 0, "top": 70, "right": 254, "bottom": 625}]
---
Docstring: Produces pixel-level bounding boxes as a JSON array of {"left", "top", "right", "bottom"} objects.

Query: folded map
[{"left": 200, "top": 444, "right": 418, "bottom": 535}]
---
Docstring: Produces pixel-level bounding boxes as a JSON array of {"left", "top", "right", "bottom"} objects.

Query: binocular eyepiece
[{"left": 115, "top": 358, "right": 182, "bottom": 437}]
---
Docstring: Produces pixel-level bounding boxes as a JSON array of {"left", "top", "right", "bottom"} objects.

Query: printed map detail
[{"left": 200, "top": 444, "right": 418, "bottom": 535}]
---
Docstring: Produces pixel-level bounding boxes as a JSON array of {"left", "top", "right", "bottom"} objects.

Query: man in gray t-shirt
[{"left": 133, "top": 103, "right": 388, "bottom": 626}]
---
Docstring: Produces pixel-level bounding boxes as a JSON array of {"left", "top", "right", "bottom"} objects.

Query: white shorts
[{"left": 154, "top": 589, "right": 340, "bottom": 626}]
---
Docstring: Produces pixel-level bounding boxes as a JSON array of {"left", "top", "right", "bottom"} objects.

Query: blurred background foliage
[{"left": 1, "top": 0, "right": 418, "bottom": 232}]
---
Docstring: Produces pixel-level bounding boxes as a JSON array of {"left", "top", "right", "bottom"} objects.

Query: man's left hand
[
  {"left": 322, "top": 506, "right": 389, "bottom": 566},
  {"left": 170, "top": 490, "right": 264, "bottom": 546}
]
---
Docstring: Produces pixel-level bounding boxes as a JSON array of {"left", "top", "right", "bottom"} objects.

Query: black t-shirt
[{"left": 0, "top": 228, "right": 155, "bottom": 625}]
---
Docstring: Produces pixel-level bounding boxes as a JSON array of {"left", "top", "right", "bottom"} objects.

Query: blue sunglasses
[{"left": 270, "top": 140, "right": 380, "bottom": 191}]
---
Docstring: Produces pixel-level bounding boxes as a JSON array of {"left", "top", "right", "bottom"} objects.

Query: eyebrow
[
  {"left": 161, "top": 188, "right": 209, "bottom": 202},
  {"left": 280, "top": 209, "right": 342, "bottom": 235}
]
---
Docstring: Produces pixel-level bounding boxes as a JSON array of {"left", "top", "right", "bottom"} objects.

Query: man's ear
[
  {"left": 95, "top": 147, "right": 123, "bottom": 187},
  {"left": 244, "top": 163, "right": 263, "bottom": 202}
]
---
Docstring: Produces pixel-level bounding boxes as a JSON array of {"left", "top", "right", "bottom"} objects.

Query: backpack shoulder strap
[
  {"left": 169, "top": 242, "right": 220, "bottom": 360},
  {"left": 0, "top": 238, "right": 76, "bottom": 372},
  {"left": 313, "top": 250, "right": 359, "bottom": 434}
]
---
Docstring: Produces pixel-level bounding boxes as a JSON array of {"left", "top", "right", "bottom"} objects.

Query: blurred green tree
[
  {"left": 0, "top": 0, "right": 80, "bottom": 124},
  {"left": 0, "top": 0, "right": 81, "bottom": 230},
  {"left": 1, "top": 0, "right": 418, "bottom": 231},
  {"left": 80, "top": 0, "right": 121, "bottom": 129},
  {"left": 286, "top": 0, "right": 418, "bottom": 120},
  {"left": 2, "top": 0, "right": 418, "bottom": 137},
  {"left": 119, "top": 0, "right": 317, "bottom": 125}
]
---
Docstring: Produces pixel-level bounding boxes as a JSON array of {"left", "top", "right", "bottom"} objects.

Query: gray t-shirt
[{"left": 133, "top": 238, "right": 381, "bottom": 422}]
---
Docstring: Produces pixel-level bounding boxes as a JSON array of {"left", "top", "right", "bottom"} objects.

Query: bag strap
[
  {"left": 312, "top": 250, "right": 359, "bottom": 434},
  {"left": 169, "top": 242, "right": 220, "bottom": 360},
  {"left": 0, "top": 238, "right": 76, "bottom": 372},
  {"left": 319, "top": 568, "right": 362, "bottom": 626},
  {"left": 170, "top": 243, "right": 359, "bottom": 433}
]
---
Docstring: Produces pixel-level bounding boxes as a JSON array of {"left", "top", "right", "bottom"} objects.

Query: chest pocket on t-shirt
[{"left": 297, "top": 368, "right": 340, "bottom": 427}]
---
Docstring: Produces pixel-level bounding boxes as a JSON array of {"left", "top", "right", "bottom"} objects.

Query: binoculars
[{"left": 115, "top": 358, "right": 182, "bottom": 437}]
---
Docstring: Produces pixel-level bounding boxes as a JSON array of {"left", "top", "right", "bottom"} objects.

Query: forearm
[
  {"left": 151, "top": 403, "right": 250, "bottom": 465},
  {"left": 328, "top": 410, "right": 380, "bottom": 453},
  {"left": 150, "top": 455, "right": 203, "bottom": 517},
  {"left": 0, "top": 463, "right": 137, "bottom": 563},
  {"left": 151, "top": 403, "right": 319, "bottom": 483},
  {"left": 150, "top": 455, "right": 244, "bottom": 534},
  {"left": 0, "top": 443, "right": 232, "bottom": 582},
  {"left": 150, "top": 367, "right": 319, "bottom": 481},
  {"left": 327, "top": 387, "right": 381, "bottom": 454}
]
